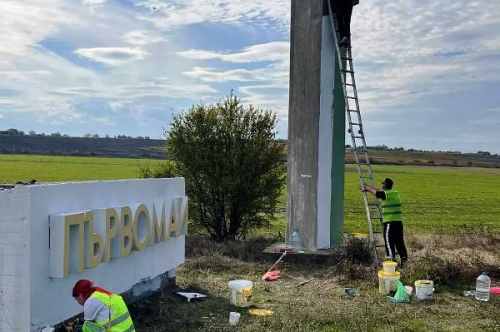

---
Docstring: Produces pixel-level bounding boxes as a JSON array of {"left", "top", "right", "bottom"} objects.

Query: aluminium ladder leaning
[{"left": 326, "top": 2, "right": 384, "bottom": 263}]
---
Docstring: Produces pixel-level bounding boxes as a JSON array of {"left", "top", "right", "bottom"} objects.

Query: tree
[{"left": 162, "top": 93, "right": 286, "bottom": 241}]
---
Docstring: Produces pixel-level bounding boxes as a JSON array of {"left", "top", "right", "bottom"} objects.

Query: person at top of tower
[
  {"left": 364, "top": 178, "right": 408, "bottom": 267},
  {"left": 72, "top": 279, "right": 136, "bottom": 332},
  {"left": 328, "top": 0, "right": 359, "bottom": 47}
]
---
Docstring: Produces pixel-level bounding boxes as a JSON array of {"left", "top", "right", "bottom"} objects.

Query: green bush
[{"left": 159, "top": 93, "right": 286, "bottom": 241}]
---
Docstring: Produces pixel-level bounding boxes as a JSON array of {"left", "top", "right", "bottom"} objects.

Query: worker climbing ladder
[{"left": 327, "top": 3, "right": 384, "bottom": 263}]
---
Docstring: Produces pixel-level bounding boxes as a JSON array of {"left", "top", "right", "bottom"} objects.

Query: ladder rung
[
  {"left": 347, "top": 109, "right": 359, "bottom": 113},
  {"left": 346, "top": 96, "right": 357, "bottom": 99},
  {"left": 345, "top": 83, "right": 354, "bottom": 86},
  {"left": 341, "top": 69, "right": 354, "bottom": 74},
  {"left": 341, "top": 56, "right": 353, "bottom": 61}
]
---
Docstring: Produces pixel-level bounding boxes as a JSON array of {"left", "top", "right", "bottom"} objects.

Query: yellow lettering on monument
[
  {"left": 55, "top": 196, "right": 188, "bottom": 277},
  {"left": 120, "top": 206, "right": 133, "bottom": 258},
  {"left": 169, "top": 197, "right": 188, "bottom": 237},
  {"left": 151, "top": 201, "right": 167, "bottom": 244},
  {"left": 105, "top": 208, "right": 120, "bottom": 262},
  {"left": 179, "top": 196, "right": 188, "bottom": 235},
  {"left": 132, "top": 204, "right": 150, "bottom": 251},
  {"left": 64, "top": 213, "right": 85, "bottom": 277},
  {"left": 85, "top": 211, "right": 104, "bottom": 269}
]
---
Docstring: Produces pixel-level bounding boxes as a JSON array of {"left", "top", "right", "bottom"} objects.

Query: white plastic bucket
[
  {"left": 415, "top": 280, "right": 434, "bottom": 300},
  {"left": 404, "top": 285, "right": 413, "bottom": 296},
  {"left": 228, "top": 280, "right": 253, "bottom": 307},
  {"left": 229, "top": 312, "right": 241, "bottom": 326},
  {"left": 382, "top": 261, "right": 397, "bottom": 274},
  {"left": 378, "top": 270, "right": 400, "bottom": 294}
]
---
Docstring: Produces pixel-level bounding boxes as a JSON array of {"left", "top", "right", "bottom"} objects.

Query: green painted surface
[{"left": 330, "top": 46, "right": 347, "bottom": 247}]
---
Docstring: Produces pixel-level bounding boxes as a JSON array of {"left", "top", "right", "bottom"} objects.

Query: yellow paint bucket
[
  {"left": 377, "top": 270, "right": 400, "bottom": 294},
  {"left": 382, "top": 261, "right": 397, "bottom": 274},
  {"left": 228, "top": 280, "right": 253, "bottom": 307}
]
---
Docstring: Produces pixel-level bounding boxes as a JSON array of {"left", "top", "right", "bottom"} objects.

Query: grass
[
  {"left": 3, "top": 154, "right": 500, "bottom": 331},
  {"left": 0, "top": 154, "right": 165, "bottom": 183},
  {"left": 3, "top": 154, "right": 500, "bottom": 233},
  {"left": 130, "top": 233, "right": 500, "bottom": 331},
  {"left": 266, "top": 164, "right": 500, "bottom": 237},
  {"left": 344, "top": 164, "right": 500, "bottom": 233}
]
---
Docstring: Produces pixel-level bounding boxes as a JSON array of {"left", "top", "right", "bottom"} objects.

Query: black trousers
[
  {"left": 329, "top": 0, "right": 353, "bottom": 40},
  {"left": 383, "top": 221, "right": 408, "bottom": 261}
]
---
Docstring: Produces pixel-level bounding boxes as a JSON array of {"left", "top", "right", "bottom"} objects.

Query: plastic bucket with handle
[
  {"left": 378, "top": 270, "right": 400, "bottom": 294},
  {"left": 415, "top": 280, "right": 434, "bottom": 300},
  {"left": 228, "top": 280, "right": 253, "bottom": 307}
]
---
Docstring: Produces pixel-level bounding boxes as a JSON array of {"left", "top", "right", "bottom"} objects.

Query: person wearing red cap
[
  {"left": 72, "top": 279, "right": 135, "bottom": 332},
  {"left": 364, "top": 178, "right": 408, "bottom": 266}
]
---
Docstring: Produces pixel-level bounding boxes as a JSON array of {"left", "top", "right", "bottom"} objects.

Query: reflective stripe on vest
[
  {"left": 381, "top": 190, "right": 402, "bottom": 222},
  {"left": 83, "top": 291, "right": 135, "bottom": 332}
]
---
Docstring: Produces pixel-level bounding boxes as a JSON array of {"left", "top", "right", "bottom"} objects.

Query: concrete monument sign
[{"left": 0, "top": 178, "right": 187, "bottom": 331}]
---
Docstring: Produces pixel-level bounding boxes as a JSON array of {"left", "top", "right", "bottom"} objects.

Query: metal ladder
[{"left": 326, "top": 2, "right": 383, "bottom": 263}]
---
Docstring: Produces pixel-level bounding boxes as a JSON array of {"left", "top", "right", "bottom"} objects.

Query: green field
[
  {"left": 2, "top": 154, "right": 499, "bottom": 233},
  {"left": 344, "top": 164, "right": 500, "bottom": 233},
  {"left": 0, "top": 154, "right": 165, "bottom": 183}
]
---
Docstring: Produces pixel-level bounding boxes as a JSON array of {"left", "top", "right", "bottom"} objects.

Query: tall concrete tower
[{"left": 287, "top": 0, "right": 356, "bottom": 250}]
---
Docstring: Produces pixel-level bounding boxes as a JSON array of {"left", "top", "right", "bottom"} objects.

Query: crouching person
[{"left": 72, "top": 279, "right": 136, "bottom": 332}]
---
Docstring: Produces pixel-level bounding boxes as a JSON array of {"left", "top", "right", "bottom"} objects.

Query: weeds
[{"left": 131, "top": 232, "right": 500, "bottom": 331}]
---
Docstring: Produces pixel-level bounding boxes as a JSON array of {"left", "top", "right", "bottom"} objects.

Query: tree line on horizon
[
  {"left": 0, "top": 128, "right": 152, "bottom": 140},
  {"left": 1, "top": 127, "right": 494, "bottom": 156}
]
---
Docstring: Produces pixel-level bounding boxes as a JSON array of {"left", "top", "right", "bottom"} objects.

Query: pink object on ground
[
  {"left": 490, "top": 287, "right": 500, "bottom": 295},
  {"left": 262, "top": 270, "right": 281, "bottom": 281}
]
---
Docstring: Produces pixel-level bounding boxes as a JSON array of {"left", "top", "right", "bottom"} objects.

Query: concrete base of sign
[{"left": 0, "top": 179, "right": 187, "bottom": 332}]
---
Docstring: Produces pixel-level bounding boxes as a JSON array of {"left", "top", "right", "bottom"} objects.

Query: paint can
[
  {"left": 228, "top": 280, "right": 253, "bottom": 307},
  {"left": 382, "top": 260, "right": 397, "bottom": 274},
  {"left": 415, "top": 280, "right": 434, "bottom": 300},
  {"left": 378, "top": 270, "right": 401, "bottom": 294}
]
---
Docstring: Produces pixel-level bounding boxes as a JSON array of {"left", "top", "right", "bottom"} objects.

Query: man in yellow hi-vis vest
[
  {"left": 364, "top": 178, "right": 408, "bottom": 266},
  {"left": 72, "top": 279, "right": 136, "bottom": 332}
]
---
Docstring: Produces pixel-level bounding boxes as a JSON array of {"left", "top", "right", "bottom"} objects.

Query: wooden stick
[{"left": 296, "top": 278, "right": 314, "bottom": 287}]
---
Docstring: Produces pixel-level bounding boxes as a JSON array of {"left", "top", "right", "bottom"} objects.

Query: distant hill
[
  {"left": 1, "top": 134, "right": 499, "bottom": 168},
  {"left": 0, "top": 135, "right": 167, "bottom": 159},
  {"left": 346, "top": 148, "right": 500, "bottom": 168}
]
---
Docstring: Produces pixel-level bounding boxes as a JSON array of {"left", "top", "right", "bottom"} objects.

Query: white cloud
[
  {"left": 2, "top": 0, "right": 500, "bottom": 152},
  {"left": 0, "top": 71, "right": 54, "bottom": 88},
  {"left": 74, "top": 47, "right": 149, "bottom": 66},
  {"left": 51, "top": 83, "right": 216, "bottom": 101},
  {"left": 183, "top": 67, "right": 259, "bottom": 82},
  {"left": 0, "top": 99, "right": 22, "bottom": 106},
  {"left": 237, "top": 84, "right": 288, "bottom": 116},
  {"left": 122, "top": 30, "right": 165, "bottom": 46},
  {"left": 135, "top": 0, "right": 290, "bottom": 31},
  {"left": 81, "top": 0, "right": 108, "bottom": 5},
  {"left": 352, "top": 0, "right": 500, "bottom": 113},
  {"left": 177, "top": 42, "right": 289, "bottom": 63},
  {"left": 0, "top": 0, "right": 76, "bottom": 56}
]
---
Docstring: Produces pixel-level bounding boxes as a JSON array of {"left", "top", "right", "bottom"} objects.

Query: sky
[{"left": 0, "top": 0, "right": 499, "bottom": 154}]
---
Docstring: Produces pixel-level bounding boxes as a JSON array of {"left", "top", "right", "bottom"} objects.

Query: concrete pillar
[{"left": 287, "top": 0, "right": 347, "bottom": 250}]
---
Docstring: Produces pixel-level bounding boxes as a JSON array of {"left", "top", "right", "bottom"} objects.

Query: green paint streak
[{"left": 330, "top": 46, "right": 346, "bottom": 247}]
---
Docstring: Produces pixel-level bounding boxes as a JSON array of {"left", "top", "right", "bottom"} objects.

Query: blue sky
[{"left": 1, "top": 0, "right": 499, "bottom": 154}]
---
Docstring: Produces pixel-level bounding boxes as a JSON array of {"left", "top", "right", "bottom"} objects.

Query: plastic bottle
[
  {"left": 291, "top": 228, "right": 301, "bottom": 251},
  {"left": 475, "top": 272, "right": 491, "bottom": 301}
]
